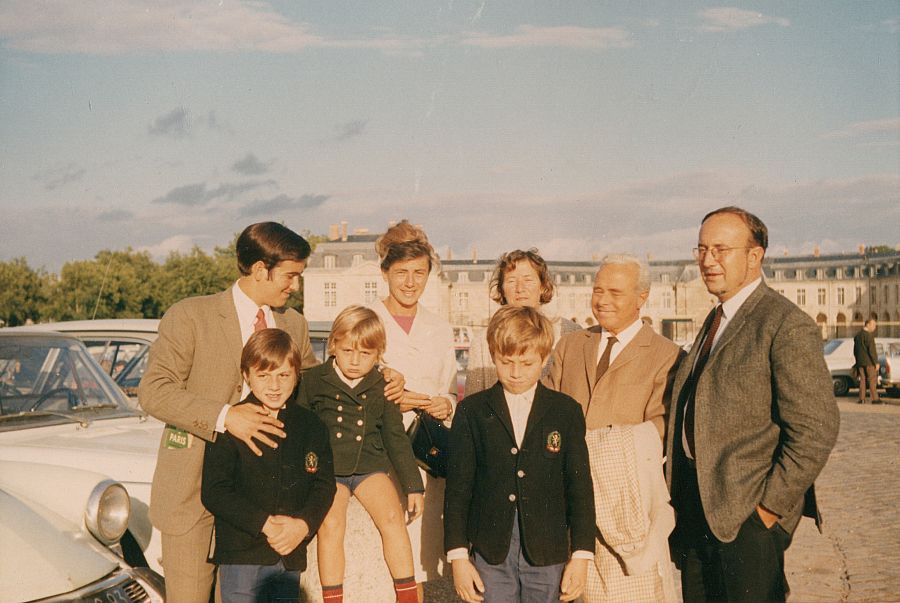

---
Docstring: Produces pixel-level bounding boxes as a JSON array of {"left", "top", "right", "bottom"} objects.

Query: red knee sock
[
  {"left": 322, "top": 584, "right": 343, "bottom": 603},
  {"left": 393, "top": 576, "right": 417, "bottom": 603}
]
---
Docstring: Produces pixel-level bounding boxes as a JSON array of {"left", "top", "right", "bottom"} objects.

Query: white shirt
[
  {"left": 683, "top": 277, "right": 762, "bottom": 458},
  {"left": 215, "top": 282, "right": 275, "bottom": 432},
  {"left": 596, "top": 317, "right": 643, "bottom": 369},
  {"left": 446, "top": 384, "right": 592, "bottom": 562},
  {"left": 333, "top": 361, "right": 364, "bottom": 389}
]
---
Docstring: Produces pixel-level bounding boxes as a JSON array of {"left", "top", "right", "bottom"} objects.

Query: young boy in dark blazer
[
  {"left": 202, "top": 329, "right": 336, "bottom": 602},
  {"left": 445, "top": 306, "right": 595, "bottom": 603}
]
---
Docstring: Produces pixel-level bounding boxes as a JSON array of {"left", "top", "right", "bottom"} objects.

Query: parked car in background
[
  {"left": 7, "top": 319, "right": 160, "bottom": 398},
  {"left": 0, "top": 330, "right": 164, "bottom": 577},
  {"left": 0, "top": 460, "right": 165, "bottom": 602},
  {"left": 823, "top": 336, "right": 900, "bottom": 396},
  {"left": 879, "top": 342, "right": 900, "bottom": 397}
]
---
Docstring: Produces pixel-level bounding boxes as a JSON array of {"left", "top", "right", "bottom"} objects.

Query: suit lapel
[
  {"left": 216, "top": 290, "right": 243, "bottom": 377},
  {"left": 706, "top": 282, "right": 769, "bottom": 367},
  {"left": 485, "top": 383, "right": 516, "bottom": 445},
  {"left": 317, "top": 358, "right": 382, "bottom": 398},
  {"left": 522, "top": 383, "right": 552, "bottom": 446},
  {"left": 582, "top": 327, "right": 602, "bottom": 389},
  {"left": 603, "top": 324, "right": 651, "bottom": 378}
]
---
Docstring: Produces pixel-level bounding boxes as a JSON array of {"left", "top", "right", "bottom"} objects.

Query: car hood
[
  {"left": 0, "top": 415, "right": 163, "bottom": 485},
  {"left": 0, "top": 488, "right": 117, "bottom": 603}
]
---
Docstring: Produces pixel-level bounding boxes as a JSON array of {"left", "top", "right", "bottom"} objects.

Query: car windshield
[
  {"left": 0, "top": 335, "right": 137, "bottom": 430},
  {"left": 822, "top": 339, "right": 845, "bottom": 355}
]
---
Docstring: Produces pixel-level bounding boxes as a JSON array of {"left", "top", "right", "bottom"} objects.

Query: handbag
[{"left": 406, "top": 409, "right": 451, "bottom": 478}]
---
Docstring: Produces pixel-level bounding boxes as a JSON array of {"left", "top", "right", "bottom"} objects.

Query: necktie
[
  {"left": 594, "top": 336, "right": 618, "bottom": 384},
  {"left": 684, "top": 305, "right": 723, "bottom": 454},
  {"left": 253, "top": 308, "right": 267, "bottom": 332}
]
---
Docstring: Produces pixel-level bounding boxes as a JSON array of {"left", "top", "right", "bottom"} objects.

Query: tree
[
  {"left": 0, "top": 258, "right": 47, "bottom": 326},
  {"left": 42, "top": 249, "right": 160, "bottom": 320},
  {"left": 153, "top": 247, "right": 237, "bottom": 314}
]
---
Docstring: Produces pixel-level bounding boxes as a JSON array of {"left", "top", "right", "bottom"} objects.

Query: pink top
[{"left": 391, "top": 313, "right": 415, "bottom": 334}]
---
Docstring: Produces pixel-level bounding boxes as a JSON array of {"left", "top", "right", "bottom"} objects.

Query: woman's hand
[
  {"left": 397, "top": 390, "right": 430, "bottom": 413},
  {"left": 423, "top": 395, "right": 453, "bottom": 421}
]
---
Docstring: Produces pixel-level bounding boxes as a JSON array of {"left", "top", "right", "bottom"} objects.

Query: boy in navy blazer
[{"left": 444, "top": 306, "right": 595, "bottom": 603}]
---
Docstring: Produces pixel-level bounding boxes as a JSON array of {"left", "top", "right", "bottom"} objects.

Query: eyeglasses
[{"left": 692, "top": 246, "right": 753, "bottom": 261}]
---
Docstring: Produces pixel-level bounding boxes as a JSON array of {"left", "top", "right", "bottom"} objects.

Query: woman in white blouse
[{"left": 371, "top": 220, "right": 457, "bottom": 600}]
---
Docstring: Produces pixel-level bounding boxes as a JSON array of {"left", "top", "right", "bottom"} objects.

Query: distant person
[
  {"left": 139, "top": 222, "right": 405, "bottom": 602},
  {"left": 853, "top": 318, "right": 880, "bottom": 404},
  {"left": 545, "top": 254, "right": 683, "bottom": 602},
  {"left": 298, "top": 305, "right": 424, "bottom": 603},
  {"left": 464, "top": 249, "right": 580, "bottom": 397},
  {"left": 666, "top": 207, "right": 840, "bottom": 602},
  {"left": 202, "top": 328, "right": 336, "bottom": 603},
  {"left": 445, "top": 305, "right": 595, "bottom": 603}
]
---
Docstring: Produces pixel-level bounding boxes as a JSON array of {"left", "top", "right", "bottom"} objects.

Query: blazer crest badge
[
  {"left": 305, "top": 451, "right": 319, "bottom": 473},
  {"left": 546, "top": 430, "right": 562, "bottom": 453}
]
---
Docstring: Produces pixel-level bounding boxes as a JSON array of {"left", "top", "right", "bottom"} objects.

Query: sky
[{"left": 1, "top": 1, "right": 898, "bottom": 272}]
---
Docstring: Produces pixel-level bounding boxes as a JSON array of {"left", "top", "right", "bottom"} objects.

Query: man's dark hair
[
  {"left": 235, "top": 222, "right": 311, "bottom": 275},
  {"left": 701, "top": 206, "right": 768, "bottom": 250}
]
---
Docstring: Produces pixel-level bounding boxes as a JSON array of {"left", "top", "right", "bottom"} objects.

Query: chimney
[
  {"left": 446, "top": 247, "right": 453, "bottom": 261},
  {"left": 858, "top": 244, "right": 865, "bottom": 255},
  {"left": 813, "top": 245, "right": 821, "bottom": 257},
  {"left": 340, "top": 221, "right": 348, "bottom": 242},
  {"left": 328, "top": 224, "right": 340, "bottom": 241},
  {"left": 471, "top": 246, "right": 477, "bottom": 263}
]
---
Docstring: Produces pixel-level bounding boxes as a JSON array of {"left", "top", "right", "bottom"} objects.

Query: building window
[
  {"left": 324, "top": 255, "right": 336, "bottom": 269},
  {"left": 364, "top": 281, "right": 378, "bottom": 305},
  {"left": 775, "top": 270, "right": 784, "bottom": 280},
  {"left": 871, "top": 287, "right": 877, "bottom": 304},
  {"left": 837, "top": 287, "right": 845, "bottom": 305},
  {"left": 455, "top": 291, "right": 469, "bottom": 311},
  {"left": 662, "top": 290, "right": 673, "bottom": 310},
  {"left": 796, "top": 289, "right": 806, "bottom": 306},
  {"left": 324, "top": 282, "right": 337, "bottom": 307},
  {"left": 458, "top": 272, "right": 469, "bottom": 283},
  {"left": 661, "top": 274, "right": 670, "bottom": 284},
  {"left": 352, "top": 254, "right": 363, "bottom": 267},
  {"left": 856, "top": 286, "right": 862, "bottom": 302},
  {"left": 816, "top": 269, "right": 824, "bottom": 280},
  {"left": 777, "top": 289, "right": 785, "bottom": 296},
  {"left": 817, "top": 288, "right": 826, "bottom": 305}
]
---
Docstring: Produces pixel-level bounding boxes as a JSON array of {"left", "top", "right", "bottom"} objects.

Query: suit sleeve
[
  {"left": 761, "top": 312, "right": 840, "bottom": 518},
  {"left": 138, "top": 300, "right": 223, "bottom": 442},
  {"left": 444, "top": 401, "right": 477, "bottom": 554},
  {"left": 646, "top": 347, "right": 685, "bottom": 440},
  {"left": 381, "top": 389, "right": 425, "bottom": 494},
  {"left": 201, "top": 436, "right": 270, "bottom": 536},
  {"left": 543, "top": 334, "right": 569, "bottom": 391},
  {"left": 564, "top": 403, "right": 596, "bottom": 554},
  {"left": 293, "top": 417, "right": 336, "bottom": 537}
]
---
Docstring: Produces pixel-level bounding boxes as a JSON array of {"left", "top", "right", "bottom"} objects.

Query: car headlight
[{"left": 85, "top": 479, "right": 131, "bottom": 544}]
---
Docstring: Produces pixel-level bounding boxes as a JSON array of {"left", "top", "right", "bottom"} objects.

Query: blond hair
[
  {"left": 487, "top": 305, "right": 554, "bottom": 360},
  {"left": 375, "top": 219, "right": 439, "bottom": 273},
  {"left": 327, "top": 305, "right": 387, "bottom": 358}
]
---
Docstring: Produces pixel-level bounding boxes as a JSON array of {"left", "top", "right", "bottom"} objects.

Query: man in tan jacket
[
  {"left": 139, "top": 222, "right": 403, "bottom": 602},
  {"left": 546, "top": 254, "right": 682, "bottom": 437}
]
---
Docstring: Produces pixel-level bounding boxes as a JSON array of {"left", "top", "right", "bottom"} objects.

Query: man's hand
[
  {"left": 264, "top": 515, "right": 309, "bottom": 556},
  {"left": 397, "top": 390, "right": 430, "bottom": 413},
  {"left": 406, "top": 492, "right": 425, "bottom": 524},
  {"left": 224, "top": 404, "right": 285, "bottom": 457},
  {"left": 451, "top": 558, "right": 485, "bottom": 603},
  {"left": 382, "top": 367, "right": 406, "bottom": 401},
  {"left": 756, "top": 504, "right": 780, "bottom": 529},
  {"left": 559, "top": 557, "right": 588, "bottom": 601},
  {"left": 422, "top": 395, "right": 453, "bottom": 421}
]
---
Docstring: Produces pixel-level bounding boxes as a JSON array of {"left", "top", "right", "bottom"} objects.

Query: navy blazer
[
  {"left": 444, "top": 382, "right": 595, "bottom": 566},
  {"left": 201, "top": 396, "right": 336, "bottom": 571}
]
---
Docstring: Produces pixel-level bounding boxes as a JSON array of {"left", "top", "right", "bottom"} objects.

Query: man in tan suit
[
  {"left": 545, "top": 253, "right": 683, "bottom": 602},
  {"left": 139, "top": 222, "right": 403, "bottom": 602},
  {"left": 546, "top": 254, "right": 682, "bottom": 436}
]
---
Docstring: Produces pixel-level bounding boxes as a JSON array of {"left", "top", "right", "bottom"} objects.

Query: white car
[
  {"left": 0, "top": 330, "right": 165, "bottom": 579},
  {"left": 0, "top": 460, "right": 165, "bottom": 602},
  {"left": 823, "top": 336, "right": 900, "bottom": 396}
]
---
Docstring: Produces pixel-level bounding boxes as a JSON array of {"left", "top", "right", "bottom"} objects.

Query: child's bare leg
[
  {"left": 317, "top": 484, "right": 351, "bottom": 587},
  {"left": 353, "top": 473, "right": 414, "bottom": 578}
]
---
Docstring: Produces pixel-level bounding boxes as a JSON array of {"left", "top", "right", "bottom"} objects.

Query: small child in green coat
[{"left": 297, "top": 304, "right": 423, "bottom": 603}]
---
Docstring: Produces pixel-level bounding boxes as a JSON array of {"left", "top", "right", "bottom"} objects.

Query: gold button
[
  {"left": 517, "top": 470, "right": 525, "bottom": 478},
  {"left": 357, "top": 419, "right": 363, "bottom": 426},
  {"left": 337, "top": 405, "right": 343, "bottom": 411},
  {"left": 337, "top": 417, "right": 343, "bottom": 423},
  {"left": 361, "top": 393, "right": 367, "bottom": 400},
  {"left": 508, "top": 494, "right": 516, "bottom": 502},
  {"left": 355, "top": 435, "right": 362, "bottom": 442},
  {"left": 510, "top": 447, "right": 518, "bottom": 455},
  {"left": 335, "top": 394, "right": 340, "bottom": 400},
  {"left": 336, "top": 432, "right": 343, "bottom": 438},
  {"left": 357, "top": 405, "right": 363, "bottom": 411}
]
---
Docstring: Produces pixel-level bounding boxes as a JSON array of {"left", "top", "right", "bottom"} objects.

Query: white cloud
[
  {"left": 820, "top": 117, "right": 900, "bottom": 140},
  {"left": 698, "top": 7, "right": 790, "bottom": 32},
  {"left": 461, "top": 25, "right": 634, "bottom": 49},
  {"left": 137, "top": 235, "right": 207, "bottom": 261}
]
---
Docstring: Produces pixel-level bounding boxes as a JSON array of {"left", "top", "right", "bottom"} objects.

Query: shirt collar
[
  {"left": 332, "top": 359, "right": 364, "bottom": 388},
  {"left": 503, "top": 382, "right": 538, "bottom": 406},
  {"left": 232, "top": 281, "right": 269, "bottom": 330},
  {"left": 720, "top": 277, "right": 762, "bottom": 320},
  {"left": 603, "top": 317, "right": 643, "bottom": 347}
]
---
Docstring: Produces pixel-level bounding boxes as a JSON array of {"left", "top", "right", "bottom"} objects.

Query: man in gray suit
[
  {"left": 139, "top": 222, "right": 403, "bottom": 602},
  {"left": 853, "top": 318, "right": 880, "bottom": 404},
  {"left": 665, "top": 207, "right": 839, "bottom": 602}
]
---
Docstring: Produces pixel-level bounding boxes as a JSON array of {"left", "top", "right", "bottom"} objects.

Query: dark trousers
[
  {"left": 857, "top": 365, "right": 880, "bottom": 401},
  {"left": 218, "top": 560, "right": 299, "bottom": 603},
  {"left": 671, "top": 462, "right": 791, "bottom": 603}
]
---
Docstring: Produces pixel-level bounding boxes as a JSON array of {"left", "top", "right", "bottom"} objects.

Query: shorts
[{"left": 334, "top": 471, "right": 386, "bottom": 494}]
